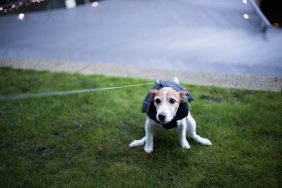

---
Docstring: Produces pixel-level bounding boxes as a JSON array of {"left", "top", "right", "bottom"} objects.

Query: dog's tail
[{"left": 174, "top": 77, "right": 179, "bottom": 84}]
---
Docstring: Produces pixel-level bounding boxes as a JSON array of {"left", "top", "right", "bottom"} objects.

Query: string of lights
[{"left": 0, "top": 0, "right": 45, "bottom": 14}]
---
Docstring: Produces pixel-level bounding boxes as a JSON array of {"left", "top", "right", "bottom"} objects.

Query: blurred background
[
  {"left": 0, "top": 0, "right": 281, "bottom": 27},
  {"left": 0, "top": 0, "right": 102, "bottom": 13},
  {"left": 0, "top": 0, "right": 281, "bottom": 90}
]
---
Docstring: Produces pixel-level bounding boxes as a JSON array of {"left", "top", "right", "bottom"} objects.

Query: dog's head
[{"left": 150, "top": 87, "right": 188, "bottom": 124}]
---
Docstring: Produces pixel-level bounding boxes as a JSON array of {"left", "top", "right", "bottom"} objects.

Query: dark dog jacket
[{"left": 142, "top": 80, "right": 193, "bottom": 129}]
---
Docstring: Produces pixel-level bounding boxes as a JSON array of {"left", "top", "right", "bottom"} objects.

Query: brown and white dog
[{"left": 129, "top": 78, "right": 212, "bottom": 153}]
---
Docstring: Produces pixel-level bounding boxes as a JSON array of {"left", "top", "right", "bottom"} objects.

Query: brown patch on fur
[
  {"left": 149, "top": 89, "right": 158, "bottom": 96},
  {"left": 151, "top": 88, "right": 188, "bottom": 103},
  {"left": 154, "top": 87, "right": 180, "bottom": 101},
  {"left": 179, "top": 91, "right": 189, "bottom": 103}
]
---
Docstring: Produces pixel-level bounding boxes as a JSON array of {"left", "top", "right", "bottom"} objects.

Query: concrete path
[
  {"left": 1, "top": 57, "right": 281, "bottom": 91},
  {"left": 0, "top": 0, "right": 281, "bottom": 91}
]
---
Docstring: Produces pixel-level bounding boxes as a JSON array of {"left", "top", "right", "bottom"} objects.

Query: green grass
[{"left": 0, "top": 67, "right": 281, "bottom": 188}]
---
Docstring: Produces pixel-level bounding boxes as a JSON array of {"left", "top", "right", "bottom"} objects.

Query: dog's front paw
[
  {"left": 180, "top": 139, "right": 191, "bottom": 149},
  {"left": 144, "top": 146, "right": 153, "bottom": 153}
]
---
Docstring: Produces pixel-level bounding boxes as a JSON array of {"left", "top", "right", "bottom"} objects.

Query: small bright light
[
  {"left": 65, "top": 0, "right": 76, "bottom": 9},
  {"left": 243, "top": 13, "right": 249, "bottom": 20},
  {"left": 273, "top": 22, "right": 280, "bottom": 27},
  {"left": 242, "top": 0, "right": 247, "bottom": 4},
  {"left": 18, "top": 13, "right": 25, "bottom": 20},
  {"left": 91, "top": 2, "right": 99, "bottom": 7}
]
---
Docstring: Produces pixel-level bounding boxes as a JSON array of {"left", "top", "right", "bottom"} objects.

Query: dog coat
[{"left": 142, "top": 80, "right": 194, "bottom": 129}]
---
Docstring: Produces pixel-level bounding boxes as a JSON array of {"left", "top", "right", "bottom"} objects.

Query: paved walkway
[
  {"left": 1, "top": 57, "right": 281, "bottom": 91},
  {"left": 0, "top": 0, "right": 281, "bottom": 91}
]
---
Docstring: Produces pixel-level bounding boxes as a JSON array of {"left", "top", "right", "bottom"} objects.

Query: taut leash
[{"left": 0, "top": 82, "right": 155, "bottom": 101}]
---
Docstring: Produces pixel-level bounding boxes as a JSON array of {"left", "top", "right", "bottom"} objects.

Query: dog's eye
[
  {"left": 155, "top": 98, "right": 161, "bottom": 104},
  {"left": 169, "top": 98, "right": 176, "bottom": 104}
]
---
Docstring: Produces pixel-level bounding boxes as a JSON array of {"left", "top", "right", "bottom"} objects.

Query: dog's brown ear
[
  {"left": 179, "top": 91, "right": 189, "bottom": 103},
  {"left": 150, "top": 89, "right": 158, "bottom": 96}
]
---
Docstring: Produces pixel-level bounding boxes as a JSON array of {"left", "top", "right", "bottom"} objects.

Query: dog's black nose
[{"left": 158, "top": 114, "right": 166, "bottom": 122}]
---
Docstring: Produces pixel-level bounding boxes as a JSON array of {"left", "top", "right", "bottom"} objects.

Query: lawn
[{"left": 0, "top": 67, "right": 281, "bottom": 187}]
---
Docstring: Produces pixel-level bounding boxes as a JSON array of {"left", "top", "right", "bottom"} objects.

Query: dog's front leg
[
  {"left": 144, "top": 118, "right": 154, "bottom": 153},
  {"left": 178, "top": 119, "right": 191, "bottom": 149}
]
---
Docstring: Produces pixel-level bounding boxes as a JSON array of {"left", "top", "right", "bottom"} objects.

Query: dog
[{"left": 129, "top": 78, "right": 212, "bottom": 153}]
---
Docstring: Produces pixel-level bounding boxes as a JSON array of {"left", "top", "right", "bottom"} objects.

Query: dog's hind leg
[
  {"left": 186, "top": 113, "right": 212, "bottom": 146},
  {"left": 129, "top": 136, "right": 146, "bottom": 148}
]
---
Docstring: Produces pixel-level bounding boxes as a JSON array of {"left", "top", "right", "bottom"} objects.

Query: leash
[{"left": 0, "top": 82, "right": 155, "bottom": 101}]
